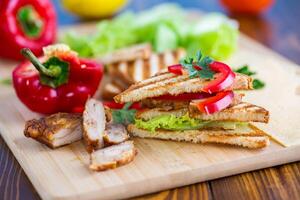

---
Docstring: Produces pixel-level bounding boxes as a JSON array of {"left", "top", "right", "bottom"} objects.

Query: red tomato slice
[
  {"left": 167, "top": 61, "right": 235, "bottom": 94},
  {"left": 193, "top": 91, "right": 234, "bottom": 114},
  {"left": 154, "top": 92, "right": 213, "bottom": 101},
  {"left": 202, "top": 61, "right": 235, "bottom": 94},
  {"left": 168, "top": 64, "right": 184, "bottom": 75},
  {"left": 103, "top": 101, "right": 142, "bottom": 110},
  {"left": 221, "top": 0, "right": 274, "bottom": 14}
]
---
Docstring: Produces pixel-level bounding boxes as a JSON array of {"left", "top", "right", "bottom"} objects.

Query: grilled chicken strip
[
  {"left": 89, "top": 141, "right": 137, "bottom": 171},
  {"left": 83, "top": 98, "right": 106, "bottom": 152},
  {"left": 24, "top": 113, "right": 82, "bottom": 149},
  {"left": 104, "top": 123, "right": 129, "bottom": 145}
]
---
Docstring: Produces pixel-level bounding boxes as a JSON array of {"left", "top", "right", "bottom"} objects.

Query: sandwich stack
[
  {"left": 100, "top": 44, "right": 186, "bottom": 99},
  {"left": 114, "top": 52, "right": 270, "bottom": 148}
]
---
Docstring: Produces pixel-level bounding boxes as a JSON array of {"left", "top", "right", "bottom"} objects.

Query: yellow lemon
[{"left": 61, "top": 0, "right": 129, "bottom": 18}]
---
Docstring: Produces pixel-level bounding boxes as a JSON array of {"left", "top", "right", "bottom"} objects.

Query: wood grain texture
[
  {"left": 134, "top": 162, "right": 300, "bottom": 200},
  {"left": 1, "top": 0, "right": 300, "bottom": 199},
  {"left": 0, "top": 33, "right": 299, "bottom": 199},
  {"left": 0, "top": 137, "right": 40, "bottom": 200}
]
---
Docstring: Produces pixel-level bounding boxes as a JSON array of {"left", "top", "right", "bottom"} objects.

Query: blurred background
[{"left": 52, "top": 0, "right": 300, "bottom": 63}]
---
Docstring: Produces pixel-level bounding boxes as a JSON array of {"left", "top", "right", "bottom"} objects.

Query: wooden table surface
[{"left": 1, "top": 0, "right": 300, "bottom": 199}]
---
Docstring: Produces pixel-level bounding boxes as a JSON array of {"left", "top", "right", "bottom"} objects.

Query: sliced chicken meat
[
  {"left": 89, "top": 141, "right": 137, "bottom": 171},
  {"left": 103, "top": 123, "right": 129, "bottom": 145},
  {"left": 83, "top": 98, "right": 106, "bottom": 152},
  {"left": 24, "top": 113, "right": 82, "bottom": 148}
]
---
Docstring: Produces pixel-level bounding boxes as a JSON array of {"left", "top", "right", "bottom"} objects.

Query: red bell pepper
[
  {"left": 168, "top": 61, "right": 235, "bottom": 94},
  {"left": 168, "top": 64, "right": 184, "bottom": 75},
  {"left": 103, "top": 101, "right": 142, "bottom": 110},
  {"left": 202, "top": 61, "right": 236, "bottom": 94},
  {"left": 193, "top": 91, "right": 234, "bottom": 114},
  {"left": 12, "top": 45, "right": 103, "bottom": 114},
  {"left": 0, "top": 0, "right": 56, "bottom": 60}
]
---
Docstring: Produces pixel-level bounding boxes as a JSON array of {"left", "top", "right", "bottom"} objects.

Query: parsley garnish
[
  {"left": 180, "top": 51, "right": 215, "bottom": 79},
  {"left": 0, "top": 78, "right": 12, "bottom": 86},
  {"left": 234, "top": 65, "right": 256, "bottom": 76},
  {"left": 234, "top": 65, "right": 265, "bottom": 89},
  {"left": 253, "top": 79, "right": 265, "bottom": 89},
  {"left": 112, "top": 103, "right": 136, "bottom": 125}
]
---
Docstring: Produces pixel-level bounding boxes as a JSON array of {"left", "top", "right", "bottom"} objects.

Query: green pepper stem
[{"left": 21, "top": 48, "right": 59, "bottom": 77}]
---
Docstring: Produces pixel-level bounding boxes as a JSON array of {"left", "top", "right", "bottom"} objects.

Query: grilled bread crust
[
  {"left": 102, "top": 82, "right": 124, "bottom": 100},
  {"left": 189, "top": 102, "right": 269, "bottom": 123},
  {"left": 100, "top": 43, "right": 152, "bottom": 65},
  {"left": 128, "top": 124, "right": 269, "bottom": 149},
  {"left": 114, "top": 72, "right": 253, "bottom": 103},
  {"left": 89, "top": 141, "right": 138, "bottom": 171},
  {"left": 24, "top": 113, "right": 82, "bottom": 149},
  {"left": 108, "top": 48, "right": 186, "bottom": 85}
]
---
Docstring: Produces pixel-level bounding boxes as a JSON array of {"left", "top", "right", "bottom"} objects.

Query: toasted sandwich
[
  {"left": 114, "top": 52, "right": 270, "bottom": 148},
  {"left": 107, "top": 48, "right": 186, "bottom": 85},
  {"left": 103, "top": 48, "right": 186, "bottom": 100},
  {"left": 99, "top": 43, "right": 152, "bottom": 65}
]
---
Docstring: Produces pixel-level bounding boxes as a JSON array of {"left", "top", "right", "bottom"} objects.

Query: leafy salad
[{"left": 62, "top": 4, "right": 239, "bottom": 60}]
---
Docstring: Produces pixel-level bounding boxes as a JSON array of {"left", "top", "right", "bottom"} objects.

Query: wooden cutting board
[{"left": 0, "top": 23, "right": 300, "bottom": 200}]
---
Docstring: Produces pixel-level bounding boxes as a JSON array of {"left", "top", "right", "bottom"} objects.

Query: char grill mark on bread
[
  {"left": 83, "top": 99, "right": 106, "bottom": 152},
  {"left": 102, "top": 82, "right": 123, "bottom": 100},
  {"left": 24, "top": 113, "right": 82, "bottom": 148},
  {"left": 100, "top": 43, "right": 152, "bottom": 65},
  {"left": 107, "top": 48, "right": 186, "bottom": 85},
  {"left": 89, "top": 141, "right": 138, "bottom": 171},
  {"left": 114, "top": 73, "right": 253, "bottom": 103},
  {"left": 189, "top": 102, "right": 269, "bottom": 123},
  {"left": 128, "top": 124, "right": 269, "bottom": 149}
]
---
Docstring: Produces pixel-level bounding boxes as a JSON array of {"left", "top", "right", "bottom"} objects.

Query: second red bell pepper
[
  {"left": 0, "top": 0, "right": 57, "bottom": 60},
  {"left": 12, "top": 44, "right": 103, "bottom": 114},
  {"left": 192, "top": 91, "right": 234, "bottom": 114},
  {"left": 168, "top": 61, "right": 235, "bottom": 94}
]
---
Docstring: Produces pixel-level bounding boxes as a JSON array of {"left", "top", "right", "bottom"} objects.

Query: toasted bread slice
[
  {"left": 141, "top": 93, "right": 245, "bottom": 110},
  {"left": 128, "top": 124, "right": 269, "bottom": 149},
  {"left": 114, "top": 72, "right": 253, "bottom": 103},
  {"left": 189, "top": 102, "right": 269, "bottom": 123},
  {"left": 89, "top": 141, "right": 138, "bottom": 171},
  {"left": 102, "top": 82, "right": 124, "bottom": 100},
  {"left": 100, "top": 43, "right": 152, "bottom": 65},
  {"left": 108, "top": 48, "right": 186, "bottom": 85},
  {"left": 24, "top": 113, "right": 82, "bottom": 149},
  {"left": 103, "top": 123, "right": 130, "bottom": 145},
  {"left": 83, "top": 99, "right": 106, "bottom": 152},
  {"left": 136, "top": 100, "right": 267, "bottom": 123}
]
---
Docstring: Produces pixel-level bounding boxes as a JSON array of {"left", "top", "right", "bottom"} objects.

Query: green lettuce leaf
[
  {"left": 186, "top": 13, "right": 239, "bottom": 60},
  {"left": 61, "top": 4, "right": 239, "bottom": 60},
  {"left": 135, "top": 114, "right": 248, "bottom": 132}
]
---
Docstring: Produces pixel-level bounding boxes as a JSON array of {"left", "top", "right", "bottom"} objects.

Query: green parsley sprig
[
  {"left": 0, "top": 78, "right": 12, "bottom": 86},
  {"left": 112, "top": 103, "right": 136, "bottom": 125},
  {"left": 180, "top": 51, "right": 215, "bottom": 79},
  {"left": 234, "top": 65, "right": 265, "bottom": 89}
]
